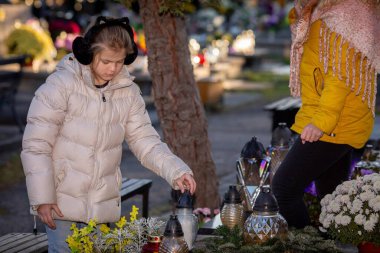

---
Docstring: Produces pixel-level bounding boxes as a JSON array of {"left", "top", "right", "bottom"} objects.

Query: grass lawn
[
  {"left": 240, "top": 70, "right": 291, "bottom": 101},
  {"left": 0, "top": 153, "right": 24, "bottom": 189}
]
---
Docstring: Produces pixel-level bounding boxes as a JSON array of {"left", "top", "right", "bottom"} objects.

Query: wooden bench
[
  {"left": 120, "top": 177, "right": 153, "bottom": 218},
  {"left": 0, "top": 233, "right": 48, "bottom": 253},
  {"left": 264, "top": 96, "right": 301, "bottom": 131}
]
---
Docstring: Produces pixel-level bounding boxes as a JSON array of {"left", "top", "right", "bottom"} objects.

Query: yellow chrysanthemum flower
[
  {"left": 130, "top": 205, "right": 139, "bottom": 221},
  {"left": 88, "top": 219, "right": 97, "bottom": 228},
  {"left": 100, "top": 224, "right": 110, "bottom": 234},
  {"left": 115, "top": 216, "right": 127, "bottom": 229}
]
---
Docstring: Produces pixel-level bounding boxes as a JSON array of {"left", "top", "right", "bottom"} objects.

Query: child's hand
[
  {"left": 175, "top": 173, "right": 196, "bottom": 194},
  {"left": 37, "top": 204, "right": 64, "bottom": 229}
]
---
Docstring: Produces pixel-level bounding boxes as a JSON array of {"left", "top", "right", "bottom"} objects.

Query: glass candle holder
[
  {"left": 220, "top": 185, "right": 244, "bottom": 229},
  {"left": 175, "top": 190, "right": 198, "bottom": 250},
  {"left": 159, "top": 214, "right": 189, "bottom": 253},
  {"left": 244, "top": 185, "right": 288, "bottom": 244}
]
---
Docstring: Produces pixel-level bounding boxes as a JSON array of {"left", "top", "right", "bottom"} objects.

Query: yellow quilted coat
[{"left": 291, "top": 19, "right": 375, "bottom": 149}]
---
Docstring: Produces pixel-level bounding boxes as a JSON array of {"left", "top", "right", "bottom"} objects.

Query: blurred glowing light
[
  {"left": 25, "top": 0, "right": 33, "bottom": 6},
  {"left": 0, "top": 7, "right": 5, "bottom": 22},
  {"left": 74, "top": 3, "right": 83, "bottom": 11},
  {"left": 232, "top": 30, "right": 256, "bottom": 55},
  {"left": 34, "top": 0, "right": 42, "bottom": 8},
  {"left": 193, "top": 56, "right": 200, "bottom": 64},
  {"left": 14, "top": 20, "right": 21, "bottom": 29}
]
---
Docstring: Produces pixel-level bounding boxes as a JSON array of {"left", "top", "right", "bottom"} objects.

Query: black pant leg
[{"left": 271, "top": 137, "right": 352, "bottom": 228}]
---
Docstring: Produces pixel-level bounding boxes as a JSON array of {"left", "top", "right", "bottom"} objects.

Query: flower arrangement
[
  {"left": 66, "top": 205, "right": 165, "bottom": 253},
  {"left": 5, "top": 19, "right": 56, "bottom": 68},
  {"left": 319, "top": 173, "right": 380, "bottom": 246},
  {"left": 193, "top": 207, "right": 220, "bottom": 225}
]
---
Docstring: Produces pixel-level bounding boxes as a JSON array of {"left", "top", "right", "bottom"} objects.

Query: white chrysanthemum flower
[
  {"left": 360, "top": 191, "right": 376, "bottom": 202},
  {"left": 323, "top": 218, "right": 331, "bottom": 228},
  {"left": 340, "top": 215, "right": 351, "bottom": 226},
  {"left": 348, "top": 187, "right": 358, "bottom": 196},
  {"left": 358, "top": 230, "right": 362, "bottom": 235},
  {"left": 361, "top": 185, "right": 372, "bottom": 192},
  {"left": 370, "top": 174, "right": 380, "bottom": 184},
  {"left": 369, "top": 213, "right": 379, "bottom": 224},
  {"left": 369, "top": 196, "right": 380, "bottom": 211},
  {"left": 351, "top": 198, "right": 363, "bottom": 214},
  {"left": 364, "top": 219, "right": 376, "bottom": 232},
  {"left": 330, "top": 201, "right": 341, "bottom": 213},
  {"left": 374, "top": 181, "right": 380, "bottom": 192},
  {"left": 335, "top": 214, "right": 343, "bottom": 225},
  {"left": 340, "top": 194, "right": 350, "bottom": 205},
  {"left": 335, "top": 185, "right": 343, "bottom": 194},
  {"left": 354, "top": 214, "right": 365, "bottom": 225},
  {"left": 363, "top": 174, "right": 373, "bottom": 183},
  {"left": 321, "top": 194, "right": 333, "bottom": 206}
]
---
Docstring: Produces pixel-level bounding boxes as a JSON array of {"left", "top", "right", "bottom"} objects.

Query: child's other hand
[
  {"left": 175, "top": 173, "right": 196, "bottom": 194},
  {"left": 37, "top": 204, "right": 64, "bottom": 229}
]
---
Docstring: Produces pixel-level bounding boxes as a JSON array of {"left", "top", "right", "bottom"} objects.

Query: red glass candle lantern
[{"left": 141, "top": 235, "right": 162, "bottom": 253}]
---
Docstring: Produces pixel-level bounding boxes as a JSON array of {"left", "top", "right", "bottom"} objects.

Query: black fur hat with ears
[{"left": 72, "top": 16, "right": 138, "bottom": 65}]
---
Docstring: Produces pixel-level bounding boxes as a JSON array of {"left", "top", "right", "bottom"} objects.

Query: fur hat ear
[
  {"left": 124, "top": 42, "right": 138, "bottom": 65},
  {"left": 72, "top": 36, "right": 93, "bottom": 65}
]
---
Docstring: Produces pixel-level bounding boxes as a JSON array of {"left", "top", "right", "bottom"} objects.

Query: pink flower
[
  {"left": 193, "top": 208, "right": 203, "bottom": 215},
  {"left": 201, "top": 208, "right": 211, "bottom": 216}
]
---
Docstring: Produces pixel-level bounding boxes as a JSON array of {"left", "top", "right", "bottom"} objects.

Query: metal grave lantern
[
  {"left": 220, "top": 185, "right": 244, "bottom": 229},
  {"left": 268, "top": 122, "right": 292, "bottom": 183},
  {"left": 236, "top": 137, "right": 271, "bottom": 213},
  {"left": 244, "top": 185, "right": 288, "bottom": 245},
  {"left": 175, "top": 190, "right": 198, "bottom": 250}
]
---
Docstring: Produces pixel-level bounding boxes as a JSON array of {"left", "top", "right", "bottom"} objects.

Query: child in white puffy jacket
[{"left": 21, "top": 16, "right": 196, "bottom": 253}]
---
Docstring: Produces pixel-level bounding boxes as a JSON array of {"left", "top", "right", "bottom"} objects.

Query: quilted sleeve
[
  {"left": 20, "top": 73, "right": 69, "bottom": 206},
  {"left": 124, "top": 86, "right": 193, "bottom": 189}
]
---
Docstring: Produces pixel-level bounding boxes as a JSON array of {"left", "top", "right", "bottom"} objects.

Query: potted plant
[
  {"left": 66, "top": 205, "right": 165, "bottom": 253},
  {"left": 5, "top": 19, "right": 56, "bottom": 71},
  {"left": 319, "top": 173, "right": 380, "bottom": 253}
]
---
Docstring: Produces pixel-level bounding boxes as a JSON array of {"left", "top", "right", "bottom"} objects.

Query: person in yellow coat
[{"left": 272, "top": 0, "right": 379, "bottom": 228}]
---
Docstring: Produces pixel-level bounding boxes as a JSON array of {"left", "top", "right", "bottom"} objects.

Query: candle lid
[
  {"left": 223, "top": 185, "right": 242, "bottom": 204},
  {"left": 163, "top": 214, "right": 184, "bottom": 236},
  {"left": 271, "top": 122, "right": 292, "bottom": 147},
  {"left": 176, "top": 190, "right": 193, "bottom": 209},
  {"left": 241, "top": 136, "right": 266, "bottom": 159},
  {"left": 253, "top": 185, "right": 279, "bottom": 213}
]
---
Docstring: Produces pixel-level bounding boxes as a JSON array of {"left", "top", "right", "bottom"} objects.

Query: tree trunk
[{"left": 138, "top": 0, "right": 220, "bottom": 209}]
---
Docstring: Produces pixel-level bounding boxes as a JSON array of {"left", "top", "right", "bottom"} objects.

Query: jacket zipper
[{"left": 87, "top": 91, "right": 104, "bottom": 220}]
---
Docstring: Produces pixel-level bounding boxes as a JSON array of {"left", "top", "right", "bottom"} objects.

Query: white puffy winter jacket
[{"left": 21, "top": 54, "right": 193, "bottom": 223}]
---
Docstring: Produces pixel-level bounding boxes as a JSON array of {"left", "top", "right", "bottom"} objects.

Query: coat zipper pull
[{"left": 102, "top": 93, "right": 106, "bottom": 102}]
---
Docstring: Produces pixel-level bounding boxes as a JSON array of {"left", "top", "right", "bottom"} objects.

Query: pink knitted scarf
[{"left": 289, "top": 0, "right": 380, "bottom": 112}]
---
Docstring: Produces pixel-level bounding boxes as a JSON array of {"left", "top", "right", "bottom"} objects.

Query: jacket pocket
[{"left": 313, "top": 67, "right": 324, "bottom": 96}]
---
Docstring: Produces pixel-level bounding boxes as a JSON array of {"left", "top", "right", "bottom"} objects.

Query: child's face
[{"left": 91, "top": 47, "right": 127, "bottom": 85}]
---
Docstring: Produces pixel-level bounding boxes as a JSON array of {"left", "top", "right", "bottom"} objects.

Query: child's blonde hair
[{"left": 91, "top": 21, "right": 135, "bottom": 56}]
